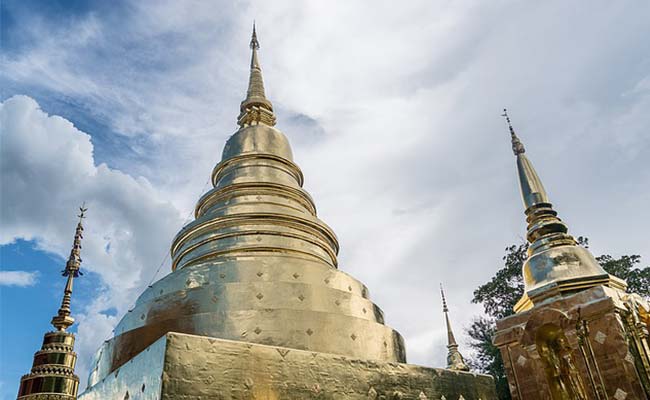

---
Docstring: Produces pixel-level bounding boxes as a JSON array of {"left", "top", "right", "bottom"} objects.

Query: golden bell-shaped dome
[
  {"left": 86, "top": 27, "right": 406, "bottom": 387},
  {"left": 221, "top": 124, "right": 293, "bottom": 162}
]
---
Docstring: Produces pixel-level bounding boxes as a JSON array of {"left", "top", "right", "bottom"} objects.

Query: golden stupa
[{"left": 78, "top": 26, "right": 497, "bottom": 399}]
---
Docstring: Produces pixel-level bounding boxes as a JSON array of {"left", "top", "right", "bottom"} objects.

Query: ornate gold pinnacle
[{"left": 51, "top": 205, "right": 86, "bottom": 331}]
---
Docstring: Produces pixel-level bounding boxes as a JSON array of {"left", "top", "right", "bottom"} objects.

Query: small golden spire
[
  {"left": 440, "top": 283, "right": 469, "bottom": 371},
  {"left": 51, "top": 204, "right": 87, "bottom": 331},
  {"left": 238, "top": 22, "right": 276, "bottom": 128}
]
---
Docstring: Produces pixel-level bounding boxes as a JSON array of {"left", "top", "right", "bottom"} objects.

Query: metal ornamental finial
[
  {"left": 440, "top": 283, "right": 449, "bottom": 313},
  {"left": 51, "top": 204, "right": 87, "bottom": 331},
  {"left": 502, "top": 108, "right": 525, "bottom": 155},
  {"left": 250, "top": 21, "right": 260, "bottom": 50}
]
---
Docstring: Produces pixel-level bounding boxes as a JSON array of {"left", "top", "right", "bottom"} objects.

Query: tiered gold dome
[{"left": 87, "top": 26, "right": 405, "bottom": 386}]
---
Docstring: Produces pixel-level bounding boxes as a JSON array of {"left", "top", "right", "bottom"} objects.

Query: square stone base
[{"left": 79, "top": 332, "right": 497, "bottom": 399}]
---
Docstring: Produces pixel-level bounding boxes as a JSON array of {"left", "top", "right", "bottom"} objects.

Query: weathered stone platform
[{"left": 79, "top": 332, "right": 497, "bottom": 399}]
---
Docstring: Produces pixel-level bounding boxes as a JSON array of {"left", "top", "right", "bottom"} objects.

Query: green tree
[{"left": 467, "top": 238, "right": 649, "bottom": 400}]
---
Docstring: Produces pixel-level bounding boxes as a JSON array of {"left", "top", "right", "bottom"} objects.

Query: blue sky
[
  {"left": 0, "top": 240, "right": 109, "bottom": 398},
  {"left": 2, "top": 1, "right": 650, "bottom": 399}
]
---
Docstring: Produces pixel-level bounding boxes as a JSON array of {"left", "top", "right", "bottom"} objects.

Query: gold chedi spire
[
  {"left": 85, "top": 27, "right": 406, "bottom": 387},
  {"left": 18, "top": 206, "right": 86, "bottom": 400},
  {"left": 237, "top": 23, "right": 276, "bottom": 128},
  {"left": 502, "top": 109, "right": 625, "bottom": 312},
  {"left": 440, "top": 284, "right": 469, "bottom": 371},
  {"left": 51, "top": 205, "right": 86, "bottom": 331}
]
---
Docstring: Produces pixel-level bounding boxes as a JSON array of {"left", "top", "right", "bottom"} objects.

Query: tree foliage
[
  {"left": 467, "top": 237, "right": 649, "bottom": 400},
  {"left": 471, "top": 243, "right": 527, "bottom": 320}
]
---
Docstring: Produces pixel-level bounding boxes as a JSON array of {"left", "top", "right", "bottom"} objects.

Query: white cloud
[
  {"left": 1, "top": 0, "right": 649, "bottom": 377},
  {"left": 0, "top": 95, "right": 184, "bottom": 385},
  {"left": 0, "top": 270, "right": 39, "bottom": 287}
]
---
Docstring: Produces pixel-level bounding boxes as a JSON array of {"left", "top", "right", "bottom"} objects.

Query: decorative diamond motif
[
  {"left": 276, "top": 348, "right": 290, "bottom": 358},
  {"left": 614, "top": 388, "right": 628, "bottom": 400},
  {"left": 367, "top": 387, "right": 378, "bottom": 399},
  {"left": 298, "top": 294, "right": 305, "bottom": 301},
  {"left": 362, "top": 308, "right": 367, "bottom": 314},
  {"left": 324, "top": 278, "right": 330, "bottom": 284},
  {"left": 256, "top": 293, "right": 264, "bottom": 300},
  {"left": 594, "top": 331, "right": 607, "bottom": 344},
  {"left": 140, "top": 314, "right": 145, "bottom": 320},
  {"left": 383, "top": 341, "right": 388, "bottom": 348},
  {"left": 348, "top": 285, "right": 352, "bottom": 291},
  {"left": 517, "top": 356, "right": 527, "bottom": 366},
  {"left": 293, "top": 273, "right": 300, "bottom": 279},
  {"left": 211, "top": 295, "right": 219, "bottom": 303},
  {"left": 350, "top": 333, "right": 357, "bottom": 341},
  {"left": 220, "top": 273, "right": 226, "bottom": 279},
  {"left": 306, "top": 328, "right": 314, "bottom": 336},
  {"left": 256, "top": 271, "right": 263, "bottom": 277},
  {"left": 335, "top": 300, "right": 341, "bottom": 306},
  {"left": 254, "top": 327, "right": 262, "bottom": 335}
]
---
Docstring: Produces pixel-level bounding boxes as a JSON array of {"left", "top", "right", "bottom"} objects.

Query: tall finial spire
[
  {"left": 502, "top": 108, "right": 525, "bottom": 155},
  {"left": 440, "top": 283, "right": 449, "bottom": 314},
  {"left": 440, "top": 283, "right": 469, "bottom": 371},
  {"left": 250, "top": 21, "right": 259, "bottom": 50},
  {"left": 501, "top": 111, "right": 625, "bottom": 313},
  {"left": 501, "top": 108, "right": 549, "bottom": 209},
  {"left": 237, "top": 22, "right": 276, "bottom": 128},
  {"left": 51, "top": 204, "right": 86, "bottom": 331}
]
